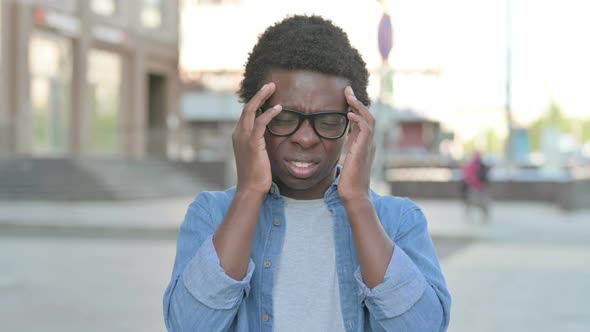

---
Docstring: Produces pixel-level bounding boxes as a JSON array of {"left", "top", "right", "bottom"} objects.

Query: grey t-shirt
[{"left": 273, "top": 197, "right": 346, "bottom": 332}]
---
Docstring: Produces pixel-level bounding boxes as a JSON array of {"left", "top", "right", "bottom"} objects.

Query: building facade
[{"left": 0, "top": 0, "right": 180, "bottom": 159}]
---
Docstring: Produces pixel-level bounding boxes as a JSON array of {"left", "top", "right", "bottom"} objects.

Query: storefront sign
[
  {"left": 33, "top": 7, "right": 80, "bottom": 36},
  {"left": 93, "top": 25, "right": 127, "bottom": 45}
]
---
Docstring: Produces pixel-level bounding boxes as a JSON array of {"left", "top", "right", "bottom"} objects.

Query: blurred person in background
[
  {"left": 163, "top": 15, "right": 450, "bottom": 331},
  {"left": 460, "top": 151, "right": 491, "bottom": 221}
]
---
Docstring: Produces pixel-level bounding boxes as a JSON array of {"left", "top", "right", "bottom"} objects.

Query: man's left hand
[{"left": 338, "top": 86, "right": 376, "bottom": 203}]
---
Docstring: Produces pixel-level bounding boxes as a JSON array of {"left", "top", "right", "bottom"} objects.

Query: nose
[{"left": 289, "top": 119, "right": 320, "bottom": 148}]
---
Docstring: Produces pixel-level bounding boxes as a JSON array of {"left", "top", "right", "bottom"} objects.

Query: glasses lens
[
  {"left": 267, "top": 109, "right": 300, "bottom": 135},
  {"left": 314, "top": 114, "right": 348, "bottom": 138}
]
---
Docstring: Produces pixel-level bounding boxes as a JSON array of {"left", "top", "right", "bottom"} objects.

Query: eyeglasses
[{"left": 259, "top": 107, "right": 349, "bottom": 139}]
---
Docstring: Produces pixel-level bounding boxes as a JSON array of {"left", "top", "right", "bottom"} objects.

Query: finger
[
  {"left": 348, "top": 112, "right": 376, "bottom": 162},
  {"left": 252, "top": 104, "right": 282, "bottom": 138},
  {"left": 347, "top": 115, "right": 361, "bottom": 137},
  {"left": 240, "top": 82, "right": 276, "bottom": 130},
  {"left": 240, "top": 82, "right": 273, "bottom": 126},
  {"left": 345, "top": 86, "right": 375, "bottom": 127},
  {"left": 347, "top": 112, "right": 372, "bottom": 136},
  {"left": 347, "top": 112, "right": 374, "bottom": 151}
]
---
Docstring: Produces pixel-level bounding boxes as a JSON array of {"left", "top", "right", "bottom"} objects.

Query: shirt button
[
  {"left": 269, "top": 187, "right": 275, "bottom": 194},
  {"left": 273, "top": 219, "right": 281, "bottom": 227},
  {"left": 264, "top": 260, "right": 272, "bottom": 268},
  {"left": 262, "top": 313, "right": 269, "bottom": 322}
]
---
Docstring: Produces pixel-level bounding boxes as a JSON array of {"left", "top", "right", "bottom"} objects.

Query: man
[
  {"left": 461, "top": 151, "right": 491, "bottom": 221},
  {"left": 163, "top": 15, "right": 450, "bottom": 331}
]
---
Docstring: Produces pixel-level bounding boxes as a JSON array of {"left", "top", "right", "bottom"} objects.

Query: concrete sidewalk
[
  {"left": 1, "top": 196, "right": 588, "bottom": 242},
  {"left": 0, "top": 196, "right": 194, "bottom": 235},
  {"left": 420, "top": 199, "right": 590, "bottom": 244}
]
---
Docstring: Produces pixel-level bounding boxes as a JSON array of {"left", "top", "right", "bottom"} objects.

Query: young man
[{"left": 164, "top": 15, "right": 450, "bottom": 331}]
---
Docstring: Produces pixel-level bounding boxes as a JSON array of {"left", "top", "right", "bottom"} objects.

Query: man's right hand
[{"left": 232, "top": 82, "right": 281, "bottom": 195}]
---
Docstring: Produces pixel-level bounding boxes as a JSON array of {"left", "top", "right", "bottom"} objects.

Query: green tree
[
  {"left": 582, "top": 119, "right": 590, "bottom": 143},
  {"left": 485, "top": 129, "right": 505, "bottom": 155},
  {"left": 529, "top": 101, "right": 563, "bottom": 151},
  {"left": 528, "top": 101, "right": 589, "bottom": 151}
]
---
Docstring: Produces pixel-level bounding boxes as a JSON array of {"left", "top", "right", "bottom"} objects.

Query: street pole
[
  {"left": 373, "top": 6, "right": 395, "bottom": 195},
  {"left": 505, "top": 0, "right": 514, "bottom": 172},
  {"left": 373, "top": 65, "right": 394, "bottom": 195}
]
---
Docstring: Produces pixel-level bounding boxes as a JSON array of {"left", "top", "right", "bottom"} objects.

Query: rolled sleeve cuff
[
  {"left": 182, "top": 235, "right": 255, "bottom": 310},
  {"left": 354, "top": 246, "right": 427, "bottom": 320}
]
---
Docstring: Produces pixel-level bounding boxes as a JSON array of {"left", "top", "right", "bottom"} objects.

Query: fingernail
[
  {"left": 260, "top": 84, "right": 267, "bottom": 91},
  {"left": 349, "top": 87, "right": 357, "bottom": 100}
]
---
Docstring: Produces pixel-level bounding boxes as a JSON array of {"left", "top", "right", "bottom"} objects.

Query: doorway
[{"left": 147, "top": 73, "right": 167, "bottom": 157}]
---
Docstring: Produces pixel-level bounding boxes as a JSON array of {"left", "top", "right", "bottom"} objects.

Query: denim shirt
[{"left": 163, "top": 171, "right": 451, "bottom": 331}]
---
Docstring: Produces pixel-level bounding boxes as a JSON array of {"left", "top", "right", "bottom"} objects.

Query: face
[{"left": 264, "top": 69, "right": 349, "bottom": 200}]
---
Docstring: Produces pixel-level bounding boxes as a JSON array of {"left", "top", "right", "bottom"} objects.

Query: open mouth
[{"left": 285, "top": 159, "right": 320, "bottom": 178}]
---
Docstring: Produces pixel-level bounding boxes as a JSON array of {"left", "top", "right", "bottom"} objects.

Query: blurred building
[
  {"left": 382, "top": 107, "right": 455, "bottom": 168},
  {"left": 0, "top": 0, "right": 180, "bottom": 159},
  {"left": 396, "top": 108, "right": 444, "bottom": 153}
]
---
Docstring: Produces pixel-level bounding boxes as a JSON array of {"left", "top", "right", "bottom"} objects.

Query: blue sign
[
  {"left": 514, "top": 128, "right": 530, "bottom": 163},
  {"left": 378, "top": 13, "right": 393, "bottom": 61}
]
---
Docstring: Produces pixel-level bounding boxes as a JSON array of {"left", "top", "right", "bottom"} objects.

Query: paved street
[
  {"left": 417, "top": 200, "right": 590, "bottom": 332},
  {"left": 0, "top": 197, "right": 589, "bottom": 331},
  {"left": 0, "top": 234, "right": 175, "bottom": 332},
  {"left": 443, "top": 241, "right": 590, "bottom": 332}
]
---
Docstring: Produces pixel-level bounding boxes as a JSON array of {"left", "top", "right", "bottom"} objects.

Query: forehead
[{"left": 266, "top": 69, "right": 349, "bottom": 112}]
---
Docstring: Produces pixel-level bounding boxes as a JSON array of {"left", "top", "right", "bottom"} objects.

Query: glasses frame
[{"left": 259, "top": 107, "right": 350, "bottom": 140}]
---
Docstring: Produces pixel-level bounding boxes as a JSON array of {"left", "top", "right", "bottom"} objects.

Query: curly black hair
[{"left": 238, "top": 15, "right": 370, "bottom": 106}]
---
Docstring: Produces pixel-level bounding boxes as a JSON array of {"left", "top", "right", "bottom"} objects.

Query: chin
[{"left": 280, "top": 177, "right": 317, "bottom": 190}]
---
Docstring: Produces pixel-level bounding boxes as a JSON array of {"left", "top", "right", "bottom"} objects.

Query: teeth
[{"left": 292, "top": 161, "right": 312, "bottom": 168}]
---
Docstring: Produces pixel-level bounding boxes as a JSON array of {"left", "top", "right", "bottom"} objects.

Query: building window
[
  {"left": 29, "top": 32, "right": 73, "bottom": 156},
  {"left": 0, "top": 3, "right": 2, "bottom": 61},
  {"left": 140, "top": 0, "right": 163, "bottom": 29},
  {"left": 0, "top": 4, "right": 4, "bottom": 148},
  {"left": 91, "top": 0, "right": 118, "bottom": 17},
  {"left": 87, "top": 49, "right": 122, "bottom": 155}
]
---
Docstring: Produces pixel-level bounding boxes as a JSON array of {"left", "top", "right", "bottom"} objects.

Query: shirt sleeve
[
  {"left": 163, "top": 193, "right": 255, "bottom": 331},
  {"left": 182, "top": 235, "right": 255, "bottom": 309},
  {"left": 354, "top": 199, "right": 451, "bottom": 331}
]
